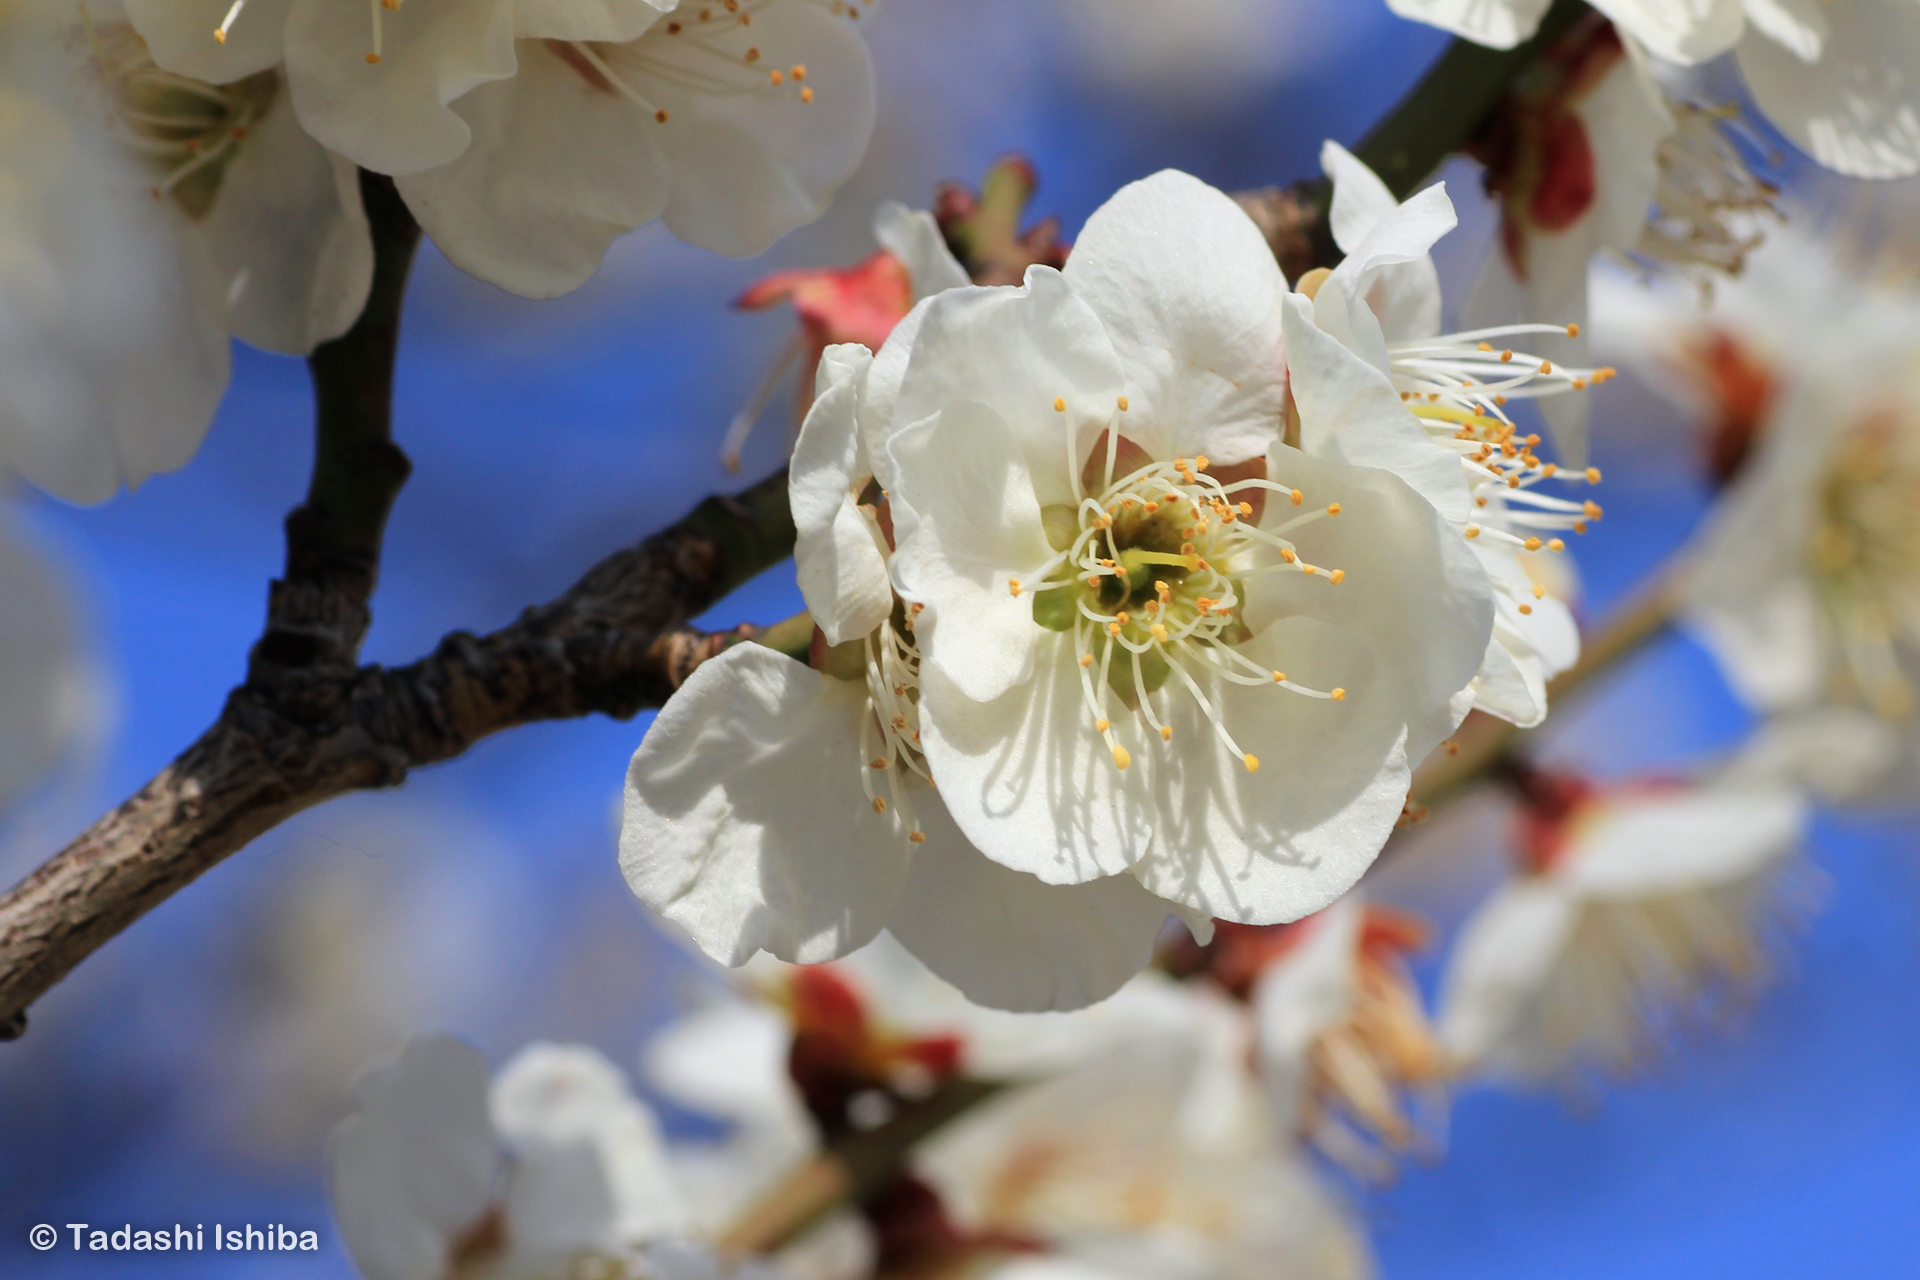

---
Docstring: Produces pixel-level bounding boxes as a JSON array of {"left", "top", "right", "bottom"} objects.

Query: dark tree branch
[{"left": 0, "top": 6, "right": 1612, "bottom": 1039}]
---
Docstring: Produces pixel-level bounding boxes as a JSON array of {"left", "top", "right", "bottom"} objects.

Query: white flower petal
[
  {"left": 492, "top": 1044, "right": 688, "bottom": 1256},
  {"left": 650, "top": 1, "right": 875, "bottom": 257},
  {"left": 1739, "top": 0, "right": 1826, "bottom": 62},
  {"left": 327, "top": 1035, "right": 501, "bottom": 1280},
  {"left": 888, "top": 800, "right": 1172, "bottom": 1012},
  {"left": 1061, "top": 169, "right": 1288, "bottom": 467},
  {"left": 1384, "top": 0, "right": 1553, "bottom": 49},
  {"left": 792, "top": 343, "right": 892, "bottom": 646},
  {"left": 1124, "top": 618, "right": 1417, "bottom": 923},
  {"left": 200, "top": 91, "right": 373, "bottom": 352},
  {"left": 1253, "top": 896, "right": 1360, "bottom": 1132},
  {"left": 916, "top": 630, "right": 1159, "bottom": 884},
  {"left": 126, "top": 0, "right": 294, "bottom": 83},
  {"left": 1436, "top": 879, "right": 1579, "bottom": 1069},
  {"left": 1591, "top": 0, "right": 1746, "bottom": 64},
  {"left": 1321, "top": 138, "right": 1405, "bottom": 252},
  {"left": 512, "top": 0, "right": 670, "bottom": 42},
  {"left": 620, "top": 643, "right": 912, "bottom": 966},
  {"left": 395, "top": 39, "right": 668, "bottom": 297},
  {"left": 1316, "top": 178, "right": 1454, "bottom": 362},
  {"left": 1562, "top": 786, "right": 1807, "bottom": 896},
  {"left": 1736, "top": 0, "right": 1920, "bottom": 178},
  {"left": 1248, "top": 440, "right": 1493, "bottom": 760},
  {"left": 873, "top": 200, "right": 969, "bottom": 301},
  {"left": 284, "top": 0, "right": 519, "bottom": 175},
  {"left": 892, "top": 267, "right": 1126, "bottom": 510},
  {"left": 887, "top": 401, "right": 1060, "bottom": 704},
  {"left": 1282, "top": 296, "right": 1471, "bottom": 523}
]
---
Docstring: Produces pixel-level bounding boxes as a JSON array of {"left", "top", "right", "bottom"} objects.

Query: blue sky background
[{"left": 2, "top": 0, "right": 1917, "bottom": 1275}]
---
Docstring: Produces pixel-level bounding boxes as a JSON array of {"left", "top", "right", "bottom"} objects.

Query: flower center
[
  {"left": 1023, "top": 444, "right": 1348, "bottom": 774},
  {"left": 1810, "top": 413, "right": 1920, "bottom": 717},
  {"left": 90, "top": 22, "right": 273, "bottom": 216}
]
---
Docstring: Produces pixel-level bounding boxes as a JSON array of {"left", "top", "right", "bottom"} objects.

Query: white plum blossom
[
  {"left": 1437, "top": 778, "right": 1813, "bottom": 1082},
  {"left": 1387, "top": 0, "right": 1920, "bottom": 178},
  {"left": 877, "top": 169, "right": 1493, "bottom": 925},
  {"left": 1289, "top": 143, "right": 1599, "bottom": 728},
  {"left": 126, "top": 0, "right": 878, "bottom": 297},
  {"left": 0, "top": 0, "right": 370, "bottom": 502},
  {"left": 327, "top": 1034, "right": 788, "bottom": 1280},
  {"left": 621, "top": 342, "right": 1184, "bottom": 1015}
]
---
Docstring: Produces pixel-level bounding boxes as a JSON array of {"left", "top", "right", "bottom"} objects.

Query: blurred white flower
[
  {"left": 1053, "top": 0, "right": 1361, "bottom": 109},
  {"left": 1437, "top": 774, "right": 1814, "bottom": 1082},
  {"left": 1290, "top": 142, "right": 1597, "bottom": 728},
  {"left": 1250, "top": 895, "right": 1445, "bottom": 1179},
  {"left": 1389, "top": 0, "right": 1920, "bottom": 178},
  {"left": 916, "top": 965, "right": 1374, "bottom": 1280},
  {"left": 0, "top": 0, "right": 370, "bottom": 502},
  {"left": 328, "top": 1034, "right": 794, "bottom": 1280},
  {"left": 127, "top": 0, "right": 877, "bottom": 297},
  {"left": 0, "top": 515, "right": 99, "bottom": 820}
]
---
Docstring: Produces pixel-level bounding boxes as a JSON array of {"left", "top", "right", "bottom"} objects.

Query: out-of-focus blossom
[
  {"left": 1053, "top": 0, "right": 1361, "bottom": 110},
  {"left": 328, "top": 1034, "right": 793, "bottom": 1280},
  {"left": 0, "top": 515, "right": 98, "bottom": 820},
  {"left": 127, "top": 0, "right": 877, "bottom": 297},
  {"left": 1437, "top": 771, "right": 1815, "bottom": 1083},
  {"left": 1456, "top": 19, "right": 1676, "bottom": 461},
  {"left": 0, "top": 0, "right": 370, "bottom": 502},
  {"left": 623, "top": 346, "right": 1183, "bottom": 1015},
  {"left": 1390, "top": 0, "right": 1920, "bottom": 178},
  {"left": 1249, "top": 896, "right": 1446, "bottom": 1178},
  {"left": 1290, "top": 142, "right": 1597, "bottom": 728},
  {"left": 933, "top": 156, "right": 1069, "bottom": 288},
  {"left": 722, "top": 201, "right": 968, "bottom": 472},
  {"left": 915, "top": 960, "right": 1375, "bottom": 1280}
]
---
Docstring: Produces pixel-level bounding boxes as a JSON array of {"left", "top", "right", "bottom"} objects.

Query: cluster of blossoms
[
  {"left": 0, "top": 0, "right": 876, "bottom": 504},
  {"left": 620, "top": 146, "right": 1620, "bottom": 1013}
]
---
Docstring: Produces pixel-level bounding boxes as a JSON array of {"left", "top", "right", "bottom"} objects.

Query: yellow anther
[
  {"left": 1144, "top": 501, "right": 1160, "bottom": 513},
  {"left": 1585, "top": 466, "right": 1602, "bottom": 483},
  {"left": 1326, "top": 502, "right": 1341, "bottom": 515},
  {"left": 1107, "top": 621, "right": 1123, "bottom": 636},
  {"left": 1477, "top": 341, "right": 1493, "bottom": 351},
  {"left": 1194, "top": 455, "right": 1209, "bottom": 470},
  {"left": 800, "top": 87, "right": 814, "bottom": 103},
  {"left": 908, "top": 831, "right": 927, "bottom": 844},
  {"left": 1330, "top": 688, "right": 1346, "bottom": 701},
  {"left": 911, "top": 602, "right": 925, "bottom": 614},
  {"left": 1079, "top": 653, "right": 1094, "bottom": 668},
  {"left": 1115, "top": 611, "right": 1130, "bottom": 625},
  {"left": 1237, "top": 502, "right": 1252, "bottom": 515},
  {"left": 1290, "top": 489, "right": 1304, "bottom": 505},
  {"left": 1524, "top": 536, "right": 1543, "bottom": 551},
  {"left": 790, "top": 63, "right": 806, "bottom": 80},
  {"left": 1548, "top": 538, "right": 1565, "bottom": 552},
  {"left": 1053, "top": 397, "right": 1065, "bottom": 411},
  {"left": 1280, "top": 548, "right": 1297, "bottom": 563},
  {"left": 215, "top": 28, "right": 228, "bottom": 43},
  {"left": 1117, "top": 395, "right": 1129, "bottom": 411},
  {"left": 1271, "top": 671, "right": 1285, "bottom": 683},
  {"left": 1583, "top": 500, "right": 1603, "bottom": 519},
  {"left": 1539, "top": 360, "right": 1552, "bottom": 374},
  {"left": 1566, "top": 322, "right": 1580, "bottom": 337},
  {"left": 1112, "top": 745, "right": 1132, "bottom": 770},
  {"left": 1160, "top": 725, "right": 1173, "bottom": 741},
  {"left": 1519, "top": 603, "right": 1533, "bottom": 615},
  {"left": 1243, "top": 754, "right": 1260, "bottom": 773},
  {"left": 1532, "top": 583, "right": 1546, "bottom": 599},
  {"left": 769, "top": 69, "right": 784, "bottom": 84},
  {"left": 1008, "top": 578, "right": 1021, "bottom": 596},
  {"left": 1445, "top": 739, "right": 1460, "bottom": 756},
  {"left": 365, "top": 51, "right": 381, "bottom": 63},
  {"left": 869, "top": 758, "right": 888, "bottom": 769},
  {"left": 744, "top": 45, "right": 759, "bottom": 60},
  {"left": 871, "top": 797, "right": 886, "bottom": 814},
  {"left": 1500, "top": 349, "right": 1513, "bottom": 363},
  {"left": 655, "top": 109, "right": 669, "bottom": 122},
  {"left": 1094, "top": 718, "right": 1110, "bottom": 733},
  {"left": 1464, "top": 525, "right": 1481, "bottom": 538},
  {"left": 1329, "top": 569, "right": 1345, "bottom": 584},
  {"left": 1542, "top": 462, "right": 1558, "bottom": 477},
  {"left": 1150, "top": 623, "right": 1169, "bottom": 642}
]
